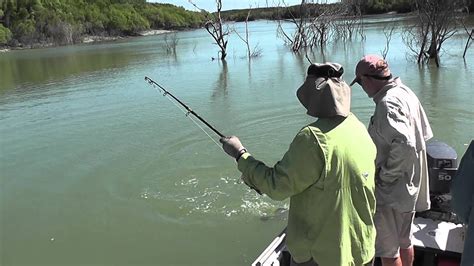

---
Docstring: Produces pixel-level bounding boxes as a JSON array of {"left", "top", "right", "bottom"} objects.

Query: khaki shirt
[{"left": 368, "top": 78, "right": 433, "bottom": 212}]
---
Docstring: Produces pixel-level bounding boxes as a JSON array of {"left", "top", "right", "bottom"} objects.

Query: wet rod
[{"left": 144, "top": 76, "right": 225, "bottom": 138}]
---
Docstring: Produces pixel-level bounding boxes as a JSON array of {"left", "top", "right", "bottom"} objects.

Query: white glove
[{"left": 219, "top": 136, "right": 247, "bottom": 160}]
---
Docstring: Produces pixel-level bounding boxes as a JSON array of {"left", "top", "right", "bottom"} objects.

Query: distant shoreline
[
  {"left": 81, "top": 29, "right": 174, "bottom": 43},
  {"left": 0, "top": 29, "right": 174, "bottom": 52}
]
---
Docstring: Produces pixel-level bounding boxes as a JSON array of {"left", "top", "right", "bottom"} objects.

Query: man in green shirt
[{"left": 220, "top": 63, "right": 377, "bottom": 266}]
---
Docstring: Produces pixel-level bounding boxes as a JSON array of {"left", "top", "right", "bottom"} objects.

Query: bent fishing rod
[
  {"left": 144, "top": 76, "right": 226, "bottom": 144},
  {"left": 145, "top": 76, "right": 262, "bottom": 194}
]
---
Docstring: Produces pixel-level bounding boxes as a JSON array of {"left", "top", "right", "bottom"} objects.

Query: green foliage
[
  {"left": 220, "top": 1, "right": 414, "bottom": 21},
  {"left": 83, "top": 4, "right": 108, "bottom": 34},
  {"left": 138, "top": 3, "right": 206, "bottom": 29},
  {"left": 0, "top": 0, "right": 418, "bottom": 47},
  {"left": 1, "top": 0, "right": 205, "bottom": 47},
  {"left": 364, "top": 0, "right": 413, "bottom": 14},
  {"left": 0, "top": 24, "right": 12, "bottom": 44},
  {"left": 103, "top": 4, "right": 149, "bottom": 34},
  {"left": 11, "top": 18, "right": 36, "bottom": 44}
]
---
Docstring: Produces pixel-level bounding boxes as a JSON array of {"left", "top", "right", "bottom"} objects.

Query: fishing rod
[
  {"left": 144, "top": 76, "right": 226, "bottom": 139},
  {"left": 145, "top": 76, "right": 262, "bottom": 195}
]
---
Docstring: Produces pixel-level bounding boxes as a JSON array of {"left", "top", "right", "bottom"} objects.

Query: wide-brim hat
[{"left": 297, "top": 63, "right": 351, "bottom": 118}]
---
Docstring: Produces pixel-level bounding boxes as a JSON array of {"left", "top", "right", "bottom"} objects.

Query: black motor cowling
[
  {"left": 418, "top": 140, "right": 459, "bottom": 222},
  {"left": 427, "top": 140, "right": 458, "bottom": 194}
]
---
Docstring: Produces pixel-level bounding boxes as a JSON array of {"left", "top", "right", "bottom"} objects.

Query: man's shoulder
[
  {"left": 378, "top": 86, "right": 411, "bottom": 110},
  {"left": 385, "top": 82, "right": 419, "bottom": 101},
  {"left": 382, "top": 84, "right": 424, "bottom": 117},
  {"left": 296, "top": 125, "right": 318, "bottom": 139},
  {"left": 306, "top": 114, "right": 367, "bottom": 135}
]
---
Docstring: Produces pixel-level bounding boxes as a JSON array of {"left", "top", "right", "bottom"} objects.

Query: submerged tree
[
  {"left": 189, "top": 0, "right": 229, "bottom": 60},
  {"left": 462, "top": 28, "right": 474, "bottom": 58},
  {"left": 276, "top": 0, "right": 311, "bottom": 52},
  {"left": 277, "top": 0, "right": 361, "bottom": 53},
  {"left": 403, "top": 0, "right": 468, "bottom": 67},
  {"left": 340, "top": 0, "right": 365, "bottom": 40},
  {"left": 381, "top": 22, "right": 396, "bottom": 59},
  {"left": 233, "top": 8, "right": 262, "bottom": 59},
  {"left": 163, "top": 32, "right": 179, "bottom": 55}
]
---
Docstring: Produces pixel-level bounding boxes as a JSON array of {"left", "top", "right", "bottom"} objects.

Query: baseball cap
[{"left": 350, "top": 55, "right": 392, "bottom": 86}]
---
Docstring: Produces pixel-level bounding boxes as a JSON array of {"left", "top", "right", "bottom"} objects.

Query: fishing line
[
  {"left": 145, "top": 77, "right": 261, "bottom": 195},
  {"left": 145, "top": 76, "right": 223, "bottom": 149}
]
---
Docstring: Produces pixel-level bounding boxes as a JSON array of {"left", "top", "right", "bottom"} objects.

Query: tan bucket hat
[{"left": 297, "top": 63, "right": 351, "bottom": 118}]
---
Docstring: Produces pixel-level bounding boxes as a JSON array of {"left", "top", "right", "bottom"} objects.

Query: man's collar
[{"left": 372, "top": 77, "right": 401, "bottom": 103}]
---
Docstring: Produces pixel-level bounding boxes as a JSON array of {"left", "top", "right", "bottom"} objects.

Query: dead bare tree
[
  {"left": 462, "top": 24, "right": 474, "bottom": 58},
  {"left": 403, "top": 0, "right": 467, "bottom": 67},
  {"left": 334, "top": 14, "right": 358, "bottom": 42},
  {"left": 276, "top": 0, "right": 311, "bottom": 52},
  {"left": 381, "top": 22, "right": 396, "bottom": 59},
  {"left": 340, "top": 0, "right": 365, "bottom": 40},
  {"left": 163, "top": 32, "right": 179, "bottom": 55},
  {"left": 235, "top": 10, "right": 252, "bottom": 59},
  {"left": 401, "top": 24, "right": 426, "bottom": 62},
  {"left": 232, "top": 8, "right": 262, "bottom": 59},
  {"left": 310, "top": 6, "right": 335, "bottom": 48},
  {"left": 340, "top": 0, "right": 365, "bottom": 41},
  {"left": 189, "top": 0, "right": 229, "bottom": 60},
  {"left": 277, "top": 0, "right": 344, "bottom": 52}
]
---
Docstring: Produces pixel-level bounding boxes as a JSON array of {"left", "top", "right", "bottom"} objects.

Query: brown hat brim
[{"left": 349, "top": 77, "right": 359, "bottom": 86}]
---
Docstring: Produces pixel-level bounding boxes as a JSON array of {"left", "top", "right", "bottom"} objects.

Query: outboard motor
[
  {"left": 417, "top": 140, "right": 459, "bottom": 222},
  {"left": 427, "top": 140, "right": 458, "bottom": 194}
]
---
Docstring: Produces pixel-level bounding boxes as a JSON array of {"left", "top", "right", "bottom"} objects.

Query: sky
[{"left": 147, "top": 0, "right": 338, "bottom": 12}]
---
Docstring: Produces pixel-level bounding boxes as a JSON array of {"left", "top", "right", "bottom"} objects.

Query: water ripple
[{"left": 139, "top": 175, "right": 288, "bottom": 219}]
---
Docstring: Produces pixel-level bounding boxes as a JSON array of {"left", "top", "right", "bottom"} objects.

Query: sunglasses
[
  {"left": 353, "top": 74, "right": 393, "bottom": 86},
  {"left": 364, "top": 74, "right": 393, "bottom": 81}
]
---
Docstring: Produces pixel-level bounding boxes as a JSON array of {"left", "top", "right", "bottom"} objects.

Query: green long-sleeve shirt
[{"left": 238, "top": 113, "right": 376, "bottom": 266}]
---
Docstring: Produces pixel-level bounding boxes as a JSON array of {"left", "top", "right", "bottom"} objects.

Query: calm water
[{"left": 1, "top": 16, "right": 473, "bottom": 266}]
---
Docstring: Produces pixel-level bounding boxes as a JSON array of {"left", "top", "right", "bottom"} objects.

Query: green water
[{"left": 1, "top": 16, "right": 473, "bottom": 266}]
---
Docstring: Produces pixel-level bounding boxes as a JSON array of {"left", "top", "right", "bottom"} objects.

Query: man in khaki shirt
[{"left": 350, "top": 55, "right": 433, "bottom": 266}]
